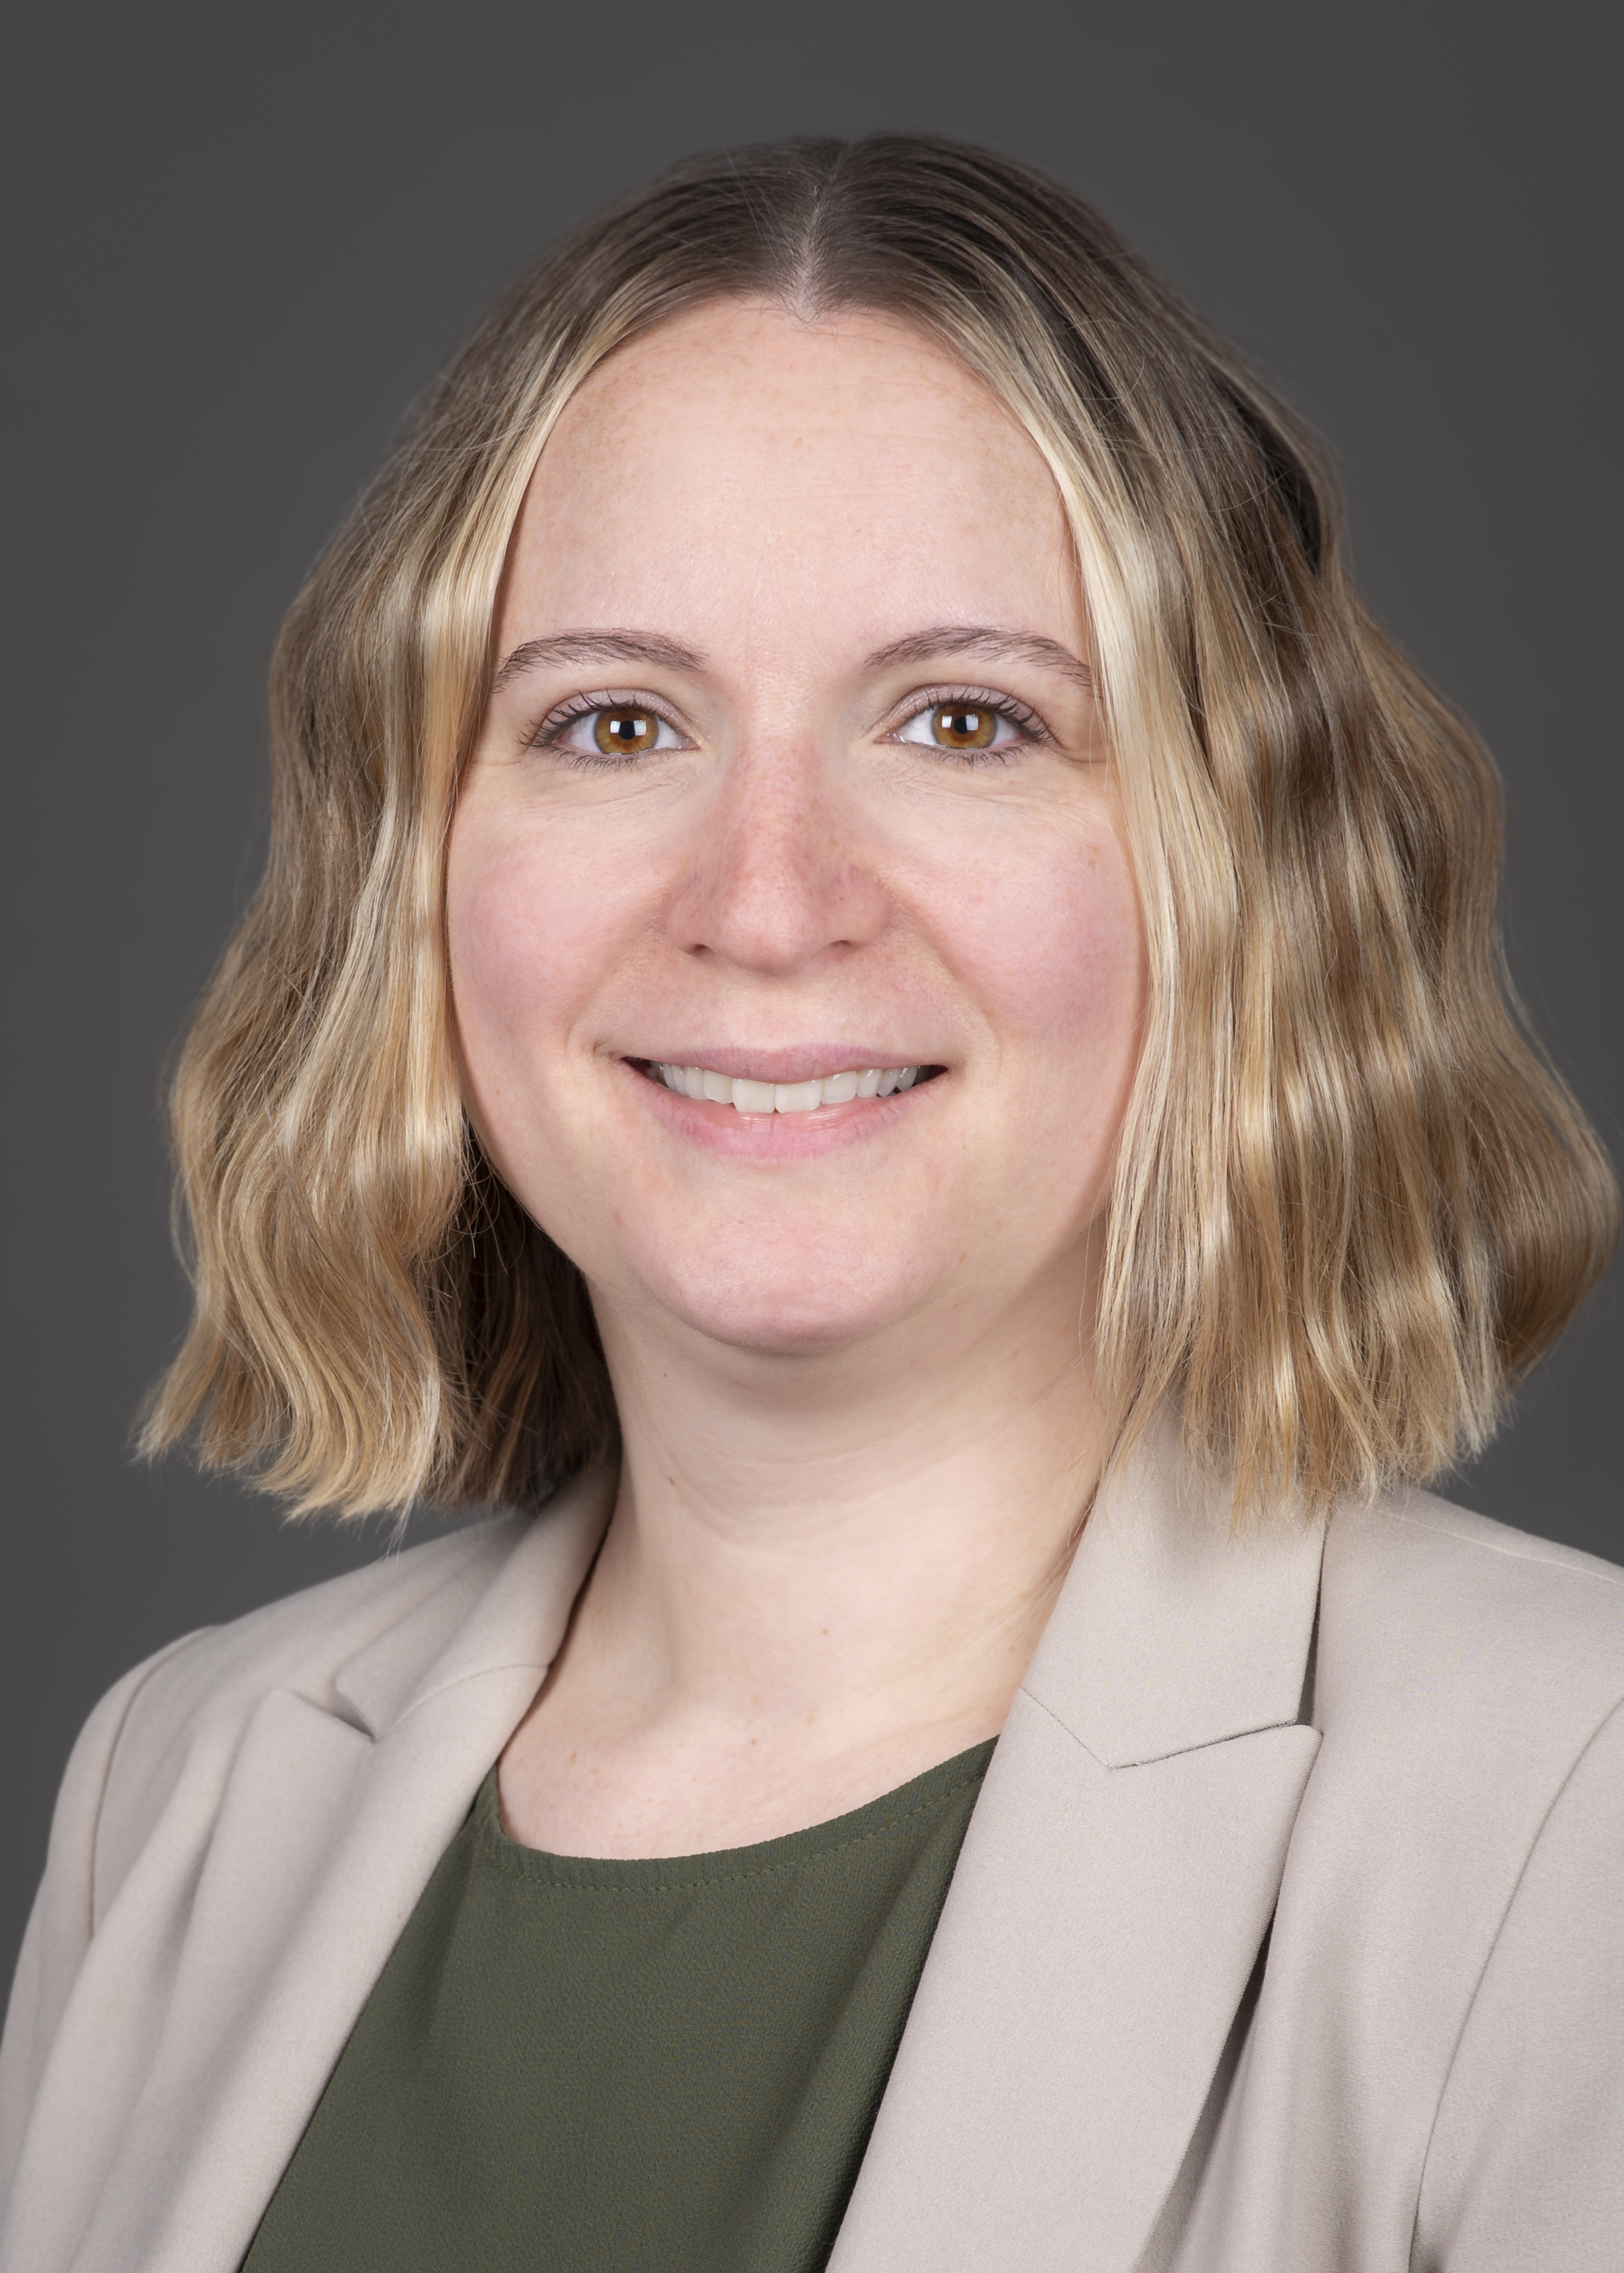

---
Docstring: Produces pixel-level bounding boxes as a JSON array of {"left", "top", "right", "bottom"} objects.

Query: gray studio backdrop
[{"left": 5, "top": 0, "right": 1619, "bottom": 1979}]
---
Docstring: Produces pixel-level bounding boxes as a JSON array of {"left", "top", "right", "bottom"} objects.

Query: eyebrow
[
  {"left": 864, "top": 625, "right": 1096, "bottom": 692},
  {"left": 490, "top": 623, "right": 1097, "bottom": 695},
  {"left": 491, "top": 630, "right": 706, "bottom": 690}
]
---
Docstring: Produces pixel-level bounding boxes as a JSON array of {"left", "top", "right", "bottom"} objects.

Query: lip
[
  {"left": 619, "top": 1054, "right": 946, "bottom": 1160},
  {"left": 616, "top": 1044, "right": 937, "bottom": 1085}
]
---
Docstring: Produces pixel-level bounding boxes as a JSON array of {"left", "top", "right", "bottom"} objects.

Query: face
[{"left": 448, "top": 300, "right": 1145, "bottom": 1366}]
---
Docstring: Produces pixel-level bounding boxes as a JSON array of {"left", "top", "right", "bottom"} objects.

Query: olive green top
[{"left": 241, "top": 1739, "right": 995, "bottom": 2273}]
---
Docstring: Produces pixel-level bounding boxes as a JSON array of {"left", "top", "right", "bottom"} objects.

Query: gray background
[{"left": 3, "top": 0, "right": 1617, "bottom": 1981}]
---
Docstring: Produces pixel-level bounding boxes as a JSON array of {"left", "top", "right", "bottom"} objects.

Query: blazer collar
[
  {"left": 330, "top": 1467, "right": 615, "bottom": 1741},
  {"left": 326, "top": 1420, "right": 1322, "bottom": 1762},
  {"left": 1029, "top": 1408, "right": 1325, "bottom": 1766}
]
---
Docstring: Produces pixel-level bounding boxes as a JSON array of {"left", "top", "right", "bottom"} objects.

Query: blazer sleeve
[
  {"left": 1412, "top": 1694, "right": 1624, "bottom": 2271},
  {"left": 0, "top": 1633, "right": 210, "bottom": 2204}
]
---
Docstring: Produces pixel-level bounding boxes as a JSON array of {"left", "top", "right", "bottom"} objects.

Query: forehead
[
  {"left": 501, "top": 299, "right": 1079, "bottom": 647},
  {"left": 548, "top": 298, "right": 1036, "bottom": 465}
]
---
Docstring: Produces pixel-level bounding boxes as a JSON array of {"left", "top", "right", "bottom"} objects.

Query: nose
[{"left": 669, "top": 740, "right": 890, "bottom": 975}]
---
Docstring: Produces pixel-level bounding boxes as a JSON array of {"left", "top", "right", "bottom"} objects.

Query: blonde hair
[{"left": 143, "top": 135, "right": 1618, "bottom": 1518}]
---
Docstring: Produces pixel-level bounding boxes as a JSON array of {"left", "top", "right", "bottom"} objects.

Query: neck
[
  {"left": 499, "top": 1254, "right": 1109, "bottom": 1855},
  {"left": 607, "top": 1279, "right": 1103, "bottom": 1713}
]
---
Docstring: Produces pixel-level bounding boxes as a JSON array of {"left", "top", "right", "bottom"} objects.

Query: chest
[{"left": 241, "top": 1753, "right": 991, "bottom": 2273}]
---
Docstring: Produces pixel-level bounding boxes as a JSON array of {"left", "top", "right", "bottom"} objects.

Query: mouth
[{"left": 630, "top": 1060, "right": 946, "bottom": 1115}]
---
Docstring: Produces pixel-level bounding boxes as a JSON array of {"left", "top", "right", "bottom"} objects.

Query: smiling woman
[{"left": 2, "top": 137, "right": 1620, "bottom": 2273}]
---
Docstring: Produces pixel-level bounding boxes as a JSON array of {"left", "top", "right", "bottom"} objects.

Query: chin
[{"left": 644, "top": 1241, "right": 931, "bottom": 1359}]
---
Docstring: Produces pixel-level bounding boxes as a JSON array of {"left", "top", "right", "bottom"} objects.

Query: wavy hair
[{"left": 141, "top": 135, "right": 1618, "bottom": 1518}]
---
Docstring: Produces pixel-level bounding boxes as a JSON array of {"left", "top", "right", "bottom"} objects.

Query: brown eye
[
  {"left": 593, "top": 707, "right": 660, "bottom": 756},
  {"left": 931, "top": 705, "right": 997, "bottom": 750}
]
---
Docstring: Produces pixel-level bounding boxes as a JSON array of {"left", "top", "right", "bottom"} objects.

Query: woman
[{"left": 1, "top": 135, "right": 1619, "bottom": 2272}]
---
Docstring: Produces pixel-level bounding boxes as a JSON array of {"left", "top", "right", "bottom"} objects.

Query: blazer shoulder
[
  {"left": 1318, "top": 1486, "right": 1624, "bottom": 1759},
  {"left": 1373, "top": 1488, "right": 1624, "bottom": 1587}
]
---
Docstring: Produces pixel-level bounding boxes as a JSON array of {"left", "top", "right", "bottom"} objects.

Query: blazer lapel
[
  {"left": 830, "top": 1424, "right": 1326, "bottom": 2273},
  {"left": 69, "top": 1471, "right": 613, "bottom": 2273}
]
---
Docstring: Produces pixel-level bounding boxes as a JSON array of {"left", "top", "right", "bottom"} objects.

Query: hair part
[{"left": 141, "top": 135, "right": 1619, "bottom": 1519}]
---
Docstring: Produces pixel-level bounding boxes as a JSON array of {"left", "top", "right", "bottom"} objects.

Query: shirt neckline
[{"left": 474, "top": 1737, "right": 997, "bottom": 1892}]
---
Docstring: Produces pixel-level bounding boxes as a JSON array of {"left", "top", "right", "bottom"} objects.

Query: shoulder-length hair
[{"left": 143, "top": 135, "right": 1617, "bottom": 1520}]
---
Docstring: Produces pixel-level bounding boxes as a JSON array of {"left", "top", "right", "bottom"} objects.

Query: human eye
[
  {"left": 886, "top": 687, "right": 1048, "bottom": 761},
  {"left": 529, "top": 692, "right": 693, "bottom": 767}
]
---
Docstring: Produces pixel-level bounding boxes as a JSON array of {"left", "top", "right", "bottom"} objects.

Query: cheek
[
  {"left": 446, "top": 810, "right": 634, "bottom": 1072},
  {"left": 942, "top": 818, "right": 1145, "bottom": 1072}
]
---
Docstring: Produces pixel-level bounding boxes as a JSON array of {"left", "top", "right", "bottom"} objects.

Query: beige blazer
[{"left": 3, "top": 1432, "right": 1622, "bottom": 2272}]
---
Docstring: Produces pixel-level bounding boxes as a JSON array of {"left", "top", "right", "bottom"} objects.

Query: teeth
[{"left": 656, "top": 1063, "right": 924, "bottom": 1113}]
